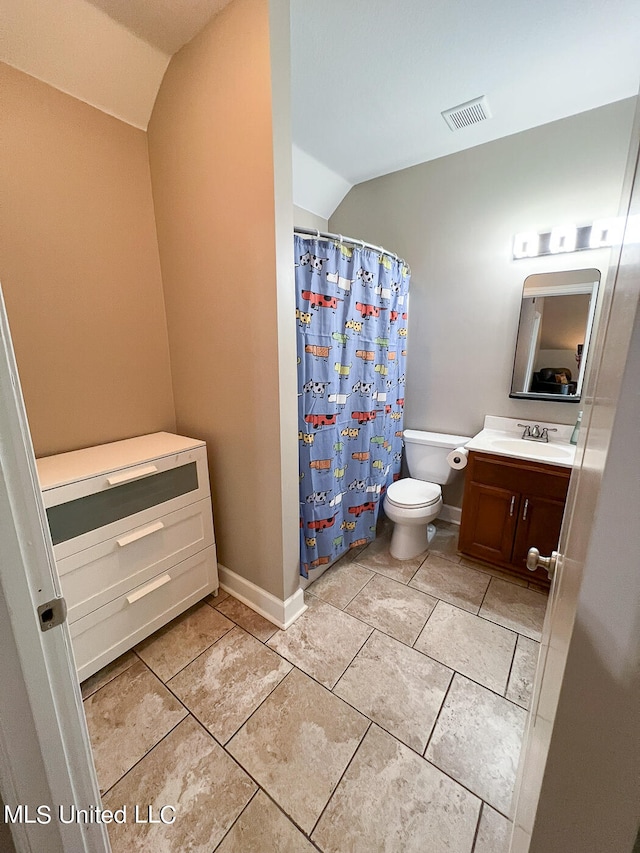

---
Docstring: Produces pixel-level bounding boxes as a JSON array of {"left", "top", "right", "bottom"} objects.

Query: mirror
[{"left": 510, "top": 268, "right": 600, "bottom": 402}]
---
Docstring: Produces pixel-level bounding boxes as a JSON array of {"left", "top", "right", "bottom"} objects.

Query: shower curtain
[{"left": 295, "top": 234, "right": 410, "bottom": 578}]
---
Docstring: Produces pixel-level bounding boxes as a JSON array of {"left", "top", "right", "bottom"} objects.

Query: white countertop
[{"left": 465, "top": 416, "right": 576, "bottom": 468}]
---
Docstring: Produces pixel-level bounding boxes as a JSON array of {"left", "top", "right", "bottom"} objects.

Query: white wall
[
  {"left": 292, "top": 144, "right": 351, "bottom": 219},
  {"left": 330, "top": 100, "right": 636, "bottom": 448},
  {"left": 534, "top": 350, "right": 575, "bottom": 372},
  {"left": 293, "top": 204, "right": 328, "bottom": 232}
]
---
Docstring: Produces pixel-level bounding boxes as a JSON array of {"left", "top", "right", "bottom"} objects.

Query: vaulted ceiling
[{"left": 3, "top": 0, "right": 640, "bottom": 214}]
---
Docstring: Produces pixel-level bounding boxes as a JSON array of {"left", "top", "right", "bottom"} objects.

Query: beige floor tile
[
  {"left": 168, "top": 626, "right": 291, "bottom": 744},
  {"left": 80, "top": 651, "right": 137, "bottom": 700},
  {"left": 312, "top": 725, "right": 480, "bottom": 853},
  {"left": 426, "top": 675, "right": 526, "bottom": 817},
  {"left": 266, "top": 597, "right": 372, "bottom": 688},
  {"left": 330, "top": 542, "right": 370, "bottom": 566},
  {"left": 354, "top": 530, "right": 426, "bottom": 583},
  {"left": 205, "top": 588, "right": 230, "bottom": 606},
  {"left": 528, "top": 578, "right": 550, "bottom": 592},
  {"left": 409, "top": 555, "right": 490, "bottom": 613},
  {"left": 414, "top": 601, "right": 517, "bottom": 694},
  {"left": 227, "top": 668, "right": 368, "bottom": 834},
  {"left": 83, "top": 660, "right": 187, "bottom": 793},
  {"left": 428, "top": 521, "right": 463, "bottom": 563},
  {"left": 460, "top": 558, "right": 529, "bottom": 588},
  {"left": 345, "top": 573, "right": 437, "bottom": 645},
  {"left": 474, "top": 804, "right": 513, "bottom": 853},
  {"left": 308, "top": 561, "right": 374, "bottom": 609},
  {"left": 506, "top": 635, "right": 540, "bottom": 709},
  {"left": 135, "top": 603, "right": 234, "bottom": 682},
  {"left": 103, "top": 716, "right": 256, "bottom": 853},
  {"left": 334, "top": 630, "right": 452, "bottom": 752},
  {"left": 214, "top": 595, "right": 278, "bottom": 642},
  {"left": 215, "top": 791, "right": 316, "bottom": 853},
  {"left": 480, "top": 578, "right": 548, "bottom": 641}
]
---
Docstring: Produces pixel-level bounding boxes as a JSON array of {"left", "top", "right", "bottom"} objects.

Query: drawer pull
[
  {"left": 509, "top": 495, "right": 516, "bottom": 517},
  {"left": 126, "top": 574, "right": 172, "bottom": 605},
  {"left": 522, "top": 498, "right": 529, "bottom": 521},
  {"left": 106, "top": 464, "right": 158, "bottom": 487},
  {"left": 116, "top": 521, "right": 165, "bottom": 548}
]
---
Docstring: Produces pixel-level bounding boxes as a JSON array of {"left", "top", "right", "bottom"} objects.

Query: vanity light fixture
[
  {"left": 589, "top": 217, "right": 624, "bottom": 249},
  {"left": 512, "top": 214, "right": 640, "bottom": 260},
  {"left": 549, "top": 224, "right": 577, "bottom": 254},
  {"left": 513, "top": 232, "right": 540, "bottom": 259}
]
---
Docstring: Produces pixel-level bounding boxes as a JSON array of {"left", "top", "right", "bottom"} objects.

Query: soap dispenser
[{"left": 570, "top": 411, "right": 583, "bottom": 445}]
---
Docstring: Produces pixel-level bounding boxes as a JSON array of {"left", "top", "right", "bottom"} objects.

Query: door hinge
[{"left": 37, "top": 597, "right": 67, "bottom": 632}]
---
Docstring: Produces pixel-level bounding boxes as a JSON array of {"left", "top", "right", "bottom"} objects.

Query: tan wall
[
  {"left": 0, "top": 64, "right": 175, "bottom": 457},
  {"left": 148, "top": 0, "right": 297, "bottom": 599}
]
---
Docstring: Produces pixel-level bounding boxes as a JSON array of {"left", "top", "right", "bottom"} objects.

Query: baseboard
[
  {"left": 217, "top": 564, "right": 307, "bottom": 630},
  {"left": 439, "top": 503, "right": 462, "bottom": 525}
]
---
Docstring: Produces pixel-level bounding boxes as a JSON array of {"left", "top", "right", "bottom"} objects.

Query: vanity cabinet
[
  {"left": 37, "top": 432, "right": 218, "bottom": 680},
  {"left": 458, "top": 451, "right": 570, "bottom": 585}
]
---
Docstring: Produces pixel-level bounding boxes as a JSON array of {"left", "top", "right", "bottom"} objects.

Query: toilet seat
[{"left": 385, "top": 478, "right": 441, "bottom": 509}]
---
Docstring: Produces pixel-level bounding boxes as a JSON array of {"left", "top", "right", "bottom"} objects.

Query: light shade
[
  {"left": 590, "top": 217, "right": 624, "bottom": 248},
  {"left": 549, "top": 224, "right": 577, "bottom": 254},
  {"left": 513, "top": 232, "right": 540, "bottom": 258}
]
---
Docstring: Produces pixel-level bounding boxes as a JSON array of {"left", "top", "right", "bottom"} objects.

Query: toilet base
[{"left": 389, "top": 520, "right": 438, "bottom": 561}]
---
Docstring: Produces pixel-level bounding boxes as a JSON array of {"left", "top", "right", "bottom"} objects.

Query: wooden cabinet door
[
  {"left": 458, "top": 481, "right": 519, "bottom": 565},
  {"left": 511, "top": 493, "right": 566, "bottom": 570}
]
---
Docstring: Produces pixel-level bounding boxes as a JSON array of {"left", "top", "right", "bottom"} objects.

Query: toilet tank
[{"left": 403, "top": 429, "right": 472, "bottom": 485}]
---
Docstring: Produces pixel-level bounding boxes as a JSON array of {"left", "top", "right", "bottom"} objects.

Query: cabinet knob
[{"left": 527, "top": 547, "right": 558, "bottom": 580}]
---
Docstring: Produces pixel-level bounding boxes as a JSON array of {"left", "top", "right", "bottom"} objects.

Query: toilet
[{"left": 383, "top": 429, "right": 472, "bottom": 560}]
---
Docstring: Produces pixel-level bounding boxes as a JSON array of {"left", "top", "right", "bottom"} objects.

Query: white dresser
[{"left": 37, "top": 432, "right": 218, "bottom": 681}]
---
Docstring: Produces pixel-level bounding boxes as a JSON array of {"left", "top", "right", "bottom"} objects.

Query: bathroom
[{"left": 1, "top": 1, "right": 640, "bottom": 853}]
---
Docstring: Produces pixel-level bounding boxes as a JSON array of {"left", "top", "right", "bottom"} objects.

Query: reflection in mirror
[{"left": 510, "top": 269, "right": 600, "bottom": 402}]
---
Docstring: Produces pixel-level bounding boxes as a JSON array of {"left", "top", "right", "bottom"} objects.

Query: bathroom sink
[
  {"left": 488, "top": 438, "right": 574, "bottom": 461},
  {"left": 465, "top": 417, "right": 577, "bottom": 467}
]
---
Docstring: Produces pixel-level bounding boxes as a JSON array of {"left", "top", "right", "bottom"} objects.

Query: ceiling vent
[{"left": 442, "top": 96, "right": 492, "bottom": 131}]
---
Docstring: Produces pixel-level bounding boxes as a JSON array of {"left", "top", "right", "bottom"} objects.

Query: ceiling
[
  {"left": 3, "top": 0, "right": 640, "bottom": 209},
  {"left": 290, "top": 0, "right": 640, "bottom": 186},
  {"left": 84, "top": 0, "right": 233, "bottom": 54}
]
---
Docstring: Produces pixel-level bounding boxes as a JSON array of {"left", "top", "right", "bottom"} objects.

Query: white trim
[
  {"left": 217, "top": 564, "right": 307, "bottom": 630},
  {"left": 522, "top": 281, "right": 597, "bottom": 297},
  {"left": 0, "top": 285, "right": 108, "bottom": 853},
  {"left": 438, "top": 503, "right": 462, "bottom": 525}
]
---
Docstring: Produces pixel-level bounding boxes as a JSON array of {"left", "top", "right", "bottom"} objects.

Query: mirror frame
[{"left": 509, "top": 268, "right": 600, "bottom": 403}]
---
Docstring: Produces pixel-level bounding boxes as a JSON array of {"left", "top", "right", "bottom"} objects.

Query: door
[
  {"left": 510, "top": 104, "right": 640, "bottom": 852},
  {"left": 0, "top": 287, "right": 110, "bottom": 853},
  {"left": 459, "top": 480, "right": 518, "bottom": 564},
  {"left": 511, "top": 493, "right": 566, "bottom": 570}
]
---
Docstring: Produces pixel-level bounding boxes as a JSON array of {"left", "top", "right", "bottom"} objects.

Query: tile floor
[{"left": 82, "top": 521, "right": 547, "bottom": 853}]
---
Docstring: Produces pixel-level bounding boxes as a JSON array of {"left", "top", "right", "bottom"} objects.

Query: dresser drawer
[
  {"left": 45, "top": 446, "right": 210, "bottom": 559},
  {"left": 58, "top": 498, "right": 215, "bottom": 623},
  {"left": 70, "top": 546, "right": 218, "bottom": 681}
]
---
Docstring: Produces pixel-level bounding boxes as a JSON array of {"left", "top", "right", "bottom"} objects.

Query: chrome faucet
[{"left": 517, "top": 423, "right": 558, "bottom": 443}]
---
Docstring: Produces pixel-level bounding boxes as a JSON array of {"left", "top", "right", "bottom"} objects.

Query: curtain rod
[{"left": 294, "top": 226, "right": 409, "bottom": 271}]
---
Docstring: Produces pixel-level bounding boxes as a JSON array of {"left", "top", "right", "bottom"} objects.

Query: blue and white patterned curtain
[{"left": 295, "top": 235, "right": 410, "bottom": 578}]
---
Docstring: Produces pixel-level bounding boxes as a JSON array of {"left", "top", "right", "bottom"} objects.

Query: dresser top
[{"left": 37, "top": 432, "right": 205, "bottom": 490}]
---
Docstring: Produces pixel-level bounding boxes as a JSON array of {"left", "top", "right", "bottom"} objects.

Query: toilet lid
[{"left": 386, "top": 478, "right": 441, "bottom": 509}]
